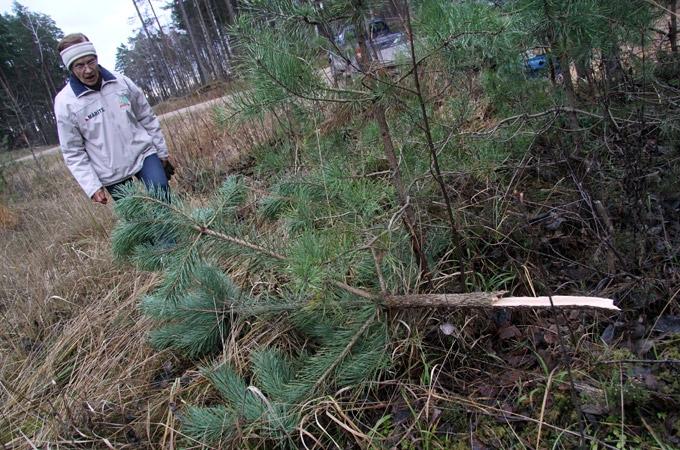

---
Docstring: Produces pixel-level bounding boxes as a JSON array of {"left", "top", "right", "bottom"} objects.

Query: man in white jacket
[{"left": 54, "top": 33, "right": 173, "bottom": 205}]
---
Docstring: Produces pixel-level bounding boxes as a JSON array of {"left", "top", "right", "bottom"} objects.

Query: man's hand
[
  {"left": 160, "top": 157, "right": 175, "bottom": 180},
  {"left": 91, "top": 187, "right": 108, "bottom": 205}
]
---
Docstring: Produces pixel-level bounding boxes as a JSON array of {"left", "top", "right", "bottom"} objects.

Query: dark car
[{"left": 328, "top": 18, "right": 408, "bottom": 78}]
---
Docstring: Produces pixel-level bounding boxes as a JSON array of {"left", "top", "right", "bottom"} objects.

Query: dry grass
[
  {"left": 160, "top": 101, "right": 274, "bottom": 194},
  {"left": 152, "top": 80, "right": 245, "bottom": 117},
  {"left": 0, "top": 98, "right": 268, "bottom": 448},
  {"left": 0, "top": 145, "right": 54, "bottom": 166},
  {"left": 0, "top": 201, "right": 17, "bottom": 229},
  {"left": 0, "top": 156, "right": 163, "bottom": 448}
]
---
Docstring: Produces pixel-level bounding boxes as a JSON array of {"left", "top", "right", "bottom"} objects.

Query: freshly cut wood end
[{"left": 494, "top": 296, "right": 619, "bottom": 310}]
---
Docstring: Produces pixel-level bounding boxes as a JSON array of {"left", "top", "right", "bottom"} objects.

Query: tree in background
[
  {"left": 0, "top": 3, "right": 63, "bottom": 151},
  {"left": 115, "top": 0, "right": 238, "bottom": 101}
]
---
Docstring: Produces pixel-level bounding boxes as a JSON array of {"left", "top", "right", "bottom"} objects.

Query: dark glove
[{"left": 162, "top": 159, "right": 175, "bottom": 181}]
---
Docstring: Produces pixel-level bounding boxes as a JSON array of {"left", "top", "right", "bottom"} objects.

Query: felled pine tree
[
  {"left": 110, "top": 2, "right": 464, "bottom": 446},
  {"left": 111, "top": 173, "right": 402, "bottom": 447},
  {"left": 111, "top": 0, "right": 561, "bottom": 446}
]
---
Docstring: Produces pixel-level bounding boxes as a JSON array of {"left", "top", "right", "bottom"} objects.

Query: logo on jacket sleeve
[{"left": 85, "top": 107, "right": 105, "bottom": 122}]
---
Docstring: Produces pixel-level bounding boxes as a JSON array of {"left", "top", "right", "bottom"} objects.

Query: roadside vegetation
[{"left": 2, "top": 0, "right": 680, "bottom": 449}]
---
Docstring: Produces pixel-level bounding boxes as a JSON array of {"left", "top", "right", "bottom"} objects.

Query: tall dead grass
[
  {"left": 160, "top": 97, "right": 274, "bottom": 195},
  {"left": 0, "top": 97, "right": 268, "bottom": 448},
  {"left": 0, "top": 156, "right": 162, "bottom": 448}
]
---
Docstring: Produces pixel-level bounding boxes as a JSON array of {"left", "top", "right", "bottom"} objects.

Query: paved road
[{"left": 11, "top": 94, "right": 233, "bottom": 164}]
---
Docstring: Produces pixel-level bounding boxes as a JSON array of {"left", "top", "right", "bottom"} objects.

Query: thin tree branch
[
  {"left": 254, "top": 59, "right": 367, "bottom": 104},
  {"left": 403, "top": 2, "right": 466, "bottom": 285},
  {"left": 460, "top": 106, "right": 649, "bottom": 138}
]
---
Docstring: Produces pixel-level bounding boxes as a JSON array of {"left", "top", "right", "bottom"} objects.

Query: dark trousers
[{"left": 106, "top": 154, "right": 169, "bottom": 201}]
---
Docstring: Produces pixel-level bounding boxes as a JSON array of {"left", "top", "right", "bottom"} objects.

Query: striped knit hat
[{"left": 60, "top": 41, "right": 97, "bottom": 70}]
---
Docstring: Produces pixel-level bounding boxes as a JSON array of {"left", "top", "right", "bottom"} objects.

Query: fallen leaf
[
  {"left": 498, "top": 325, "right": 521, "bottom": 340},
  {"left": 439, "top": 322, "right": 456, "bottom": 336},
  {"left": 654, "top": 315, "right": 680, "bottom": 334}
]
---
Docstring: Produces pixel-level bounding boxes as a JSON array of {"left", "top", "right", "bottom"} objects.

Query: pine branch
[
  {"left": 114, "top": 178, "right": 618, "bottom": 311},
  {"left": 251, "top": 349, "right": 295, "bottom": 402},
  {"left": 311, "top": 308, "right": 377, "bottom": 393},
  {"left": 182, "top": 405, "right": 236, "bottom": 444},
  {"left": 254, "top": 58, "right": 363, "bottom": 104},
  {"left": 158, "top": 233, "right": 203, "bottom": 301},
  {"left": 207, "top": 364, "right": 265, "bottom": 421},
  {"left": 196, "top": 226, "right": 285, "bottom": 260}
]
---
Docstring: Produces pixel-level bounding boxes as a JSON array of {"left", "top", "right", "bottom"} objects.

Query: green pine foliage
[
  {"left": 181, "top": 405, "right": 236, "bottom": 444},
  {"left": 110, "top": 154, "right": 404, "bottom": 446},
  {"left": 251, "top": 348, "right": 295, "bottom": 400},
  {"left": 111, "top": 170, "right": 397, "bottom": 445},
  {"left": 292, "top": 305, "right": 387, "bottom": 391},
  {"left": 141, "top": 264, "right": 245, "bottom": 357},
  {"left": 181, "top": 305, "right": 387, "bottom": 446},
  {"left": 231, "top": 17, "right": 329, "bottom": 119}
]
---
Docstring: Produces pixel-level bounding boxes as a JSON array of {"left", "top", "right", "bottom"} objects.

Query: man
[{"left": 54, "top": 33, "right": 172, "bottom": 205}]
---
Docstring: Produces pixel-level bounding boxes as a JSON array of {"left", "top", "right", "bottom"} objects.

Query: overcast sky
[{"left": 0, "top": 0, "right": 171, "bottom": 70}]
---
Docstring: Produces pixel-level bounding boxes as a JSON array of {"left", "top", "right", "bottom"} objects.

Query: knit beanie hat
[{"left": 60, "top": 41, "right": 97, "bottom": 70}]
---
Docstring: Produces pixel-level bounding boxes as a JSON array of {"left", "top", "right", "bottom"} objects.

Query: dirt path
[{"left": 10, "top": 94, "right": 234, "bottom": 164}]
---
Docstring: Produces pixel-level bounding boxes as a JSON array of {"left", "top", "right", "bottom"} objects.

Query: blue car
[{"left": 524, "top": 52, "right": 561, "bottom": 78}]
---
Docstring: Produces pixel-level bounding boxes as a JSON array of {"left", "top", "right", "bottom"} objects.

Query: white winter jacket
[{"left": 54, "top": 67, "right": 169, "bottom": 198}]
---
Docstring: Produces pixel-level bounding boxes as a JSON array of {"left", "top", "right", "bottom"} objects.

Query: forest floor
[{"left": 1, "top": 70, "right": 679, "bottom": 449}]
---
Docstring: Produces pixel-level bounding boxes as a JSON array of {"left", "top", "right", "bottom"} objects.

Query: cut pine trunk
[{"left": 383, "top": 292, "right": 618, "bottom": 310}]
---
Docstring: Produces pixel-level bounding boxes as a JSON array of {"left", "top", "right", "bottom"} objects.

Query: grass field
[{"left": 0, "top": 103, "right": 247, "bottom": 448}]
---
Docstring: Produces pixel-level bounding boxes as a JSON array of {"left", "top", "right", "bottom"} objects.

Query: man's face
[{"left": 71, "top": 55, "right": 100, "bottom": 86}]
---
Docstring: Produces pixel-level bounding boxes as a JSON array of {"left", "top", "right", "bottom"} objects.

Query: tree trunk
[
  {"left": 177, "top": 0, "right": 208, "bottom": 85},
  {"left": 205, "top": 0, "right": 232, "bottom": 71},
  {"left": 558, "top": 53, "right": 580, "bottom": 130},
  {"left": 193, "top": 0, "right": 221, "bottom": 78},
  {"left": 23, "top": 12, "right": 58, "bottom": 111},
  {"left": 403, "top": 2, "right": 466, "bottom": 286},
  {"left": 147, "top": 0, "right": 186, "bottom": 94},
  {"left": 349, "top": 0, "right": 430, "bottom": 281},
  {"left": 541, "top": 0, "right": 580, "bottom": 130},
  {"left": 0, "top": 67, "right": 43, "bottom": 170},
  {"left": 175, "top": 32, "right": 202, "bottom": 87},
  {"left": 224, "top": 0, "right": 236, "bottom": 22},
  {"left": 670, "top": 0, "right": 678, "bottom": 53},
  {"left": 373, "top": 105, "right": 431, "bottom": 282},
  {"left": 132, "top": 0, "right": 178, "bottom": 97},
  {"left": 28, "top": 104, "right": 49, "bottom": 145},
  {"left": 602, "top": 43, "right": 624, "bottom": 89}
]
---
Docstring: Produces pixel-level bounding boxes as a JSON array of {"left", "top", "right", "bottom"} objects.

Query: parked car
[
  {"left": 523, "top": 48, "right": 561, "bottom": 78},
  {"left": 328, "top": 18, "right": 409, "bottom": 79}
]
